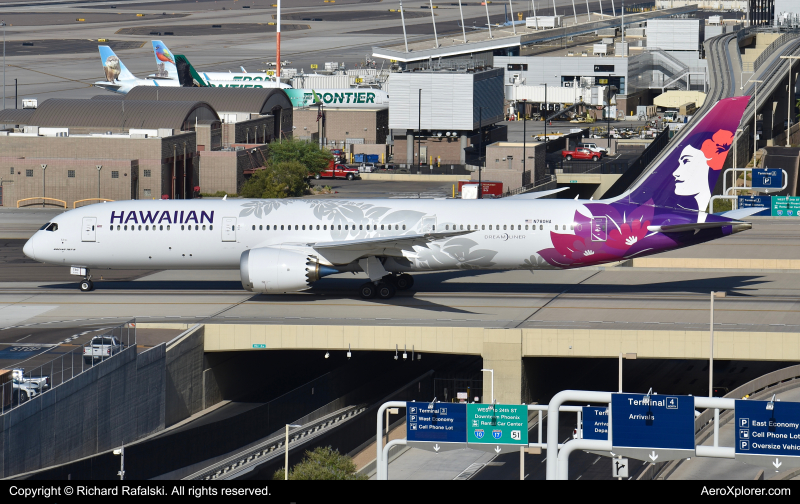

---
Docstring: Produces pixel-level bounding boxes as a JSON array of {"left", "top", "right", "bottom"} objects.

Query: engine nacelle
[{"left": 240, "top": 247, "right": 337, "bottom": 293}]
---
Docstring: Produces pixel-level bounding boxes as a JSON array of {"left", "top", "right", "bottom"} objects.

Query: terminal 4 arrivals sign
[
  {"left": 406, "top": 402, "right": 467, "bottom": 453},
  {"left": 611, "top": 393, "right": 695, "bottom": 462},
  {"left": 735, "top": 399, "right": 800, "bottom": 469},
  {"left": 467, "top": 403, "right": 528, "bottom": 453}
]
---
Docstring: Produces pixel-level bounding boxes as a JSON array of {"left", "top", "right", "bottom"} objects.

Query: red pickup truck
[
  {"left": 562, "top": 148, "right": 601, "bottom": 161},
  {"left": 314, "top": 162, "right": 360, "bottom": 181}
]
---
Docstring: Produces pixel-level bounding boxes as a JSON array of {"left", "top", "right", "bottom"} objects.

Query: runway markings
[
  {"left": 56, "top": 329, "right": 101, "bottom": 345},
  {"left": 16, "top": 334, "right": 31, "bottom": 342}
]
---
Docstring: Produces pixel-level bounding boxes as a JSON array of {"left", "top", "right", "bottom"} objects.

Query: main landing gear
[{"left": 359, "top": 274, "right": 414, "bottom": 300}]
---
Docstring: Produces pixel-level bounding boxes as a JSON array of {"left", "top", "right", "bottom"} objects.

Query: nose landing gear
[{"left": 79, "top": 271, "right": 94, "bottom": 292}]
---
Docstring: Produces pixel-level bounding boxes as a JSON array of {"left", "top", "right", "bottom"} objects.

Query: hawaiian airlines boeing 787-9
[{"left": 23, "top": 97, "right": 759, "bottom": 299}]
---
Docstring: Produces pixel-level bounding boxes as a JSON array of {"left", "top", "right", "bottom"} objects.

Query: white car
[
  {"left": 358, "top": 163, "right": 376, "bottom": 173},
  {"left": 578, "top": 143, "right": 608, "bottom": 156}
]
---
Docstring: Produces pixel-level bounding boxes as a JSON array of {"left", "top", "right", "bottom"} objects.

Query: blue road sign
[
  {"left": 582, "top": 406, "right": 609, "bottom": 440},
  {"left": 737, "top": 195, "right": 771, "bottom": 217},
  {"left": 735, "top": 400, "right": 800, "bottom": 460},
  {"left": 752, "top": 168, "right": 782, "bottom": 190},
  {"left": 406, "top": 402, "right": 467, "bottom": 444},
  {"left": 611, "top": 394, "right": 695, "bottom": 456}
]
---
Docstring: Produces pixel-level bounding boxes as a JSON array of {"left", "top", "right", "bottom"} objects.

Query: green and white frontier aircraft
[{"left": 151, "top": 40, "right": 388, "bottom": 107}]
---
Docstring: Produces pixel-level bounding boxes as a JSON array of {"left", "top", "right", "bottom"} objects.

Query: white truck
[
  {"left": 83, "top": 336, "right": 124, "bottom": 364},
  {"left": 578, "top": 143, "right": 608, "bottom": 156},
  {"left": 10, "top": 369, "right": 49, "bottom": 404}
]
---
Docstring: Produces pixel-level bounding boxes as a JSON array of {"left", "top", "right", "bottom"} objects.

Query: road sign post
[
  {"left": 406, "top": 402, "right": 467, "bottom": 453},
  {"left": 611, "top": 393, "right": 695, "bottom": 462},
  {"left": 612, "top": 457, "right": 628, "bottom": 478},
  {"left": 735, "top": 399, "right": 800, "bottom": 469},
  {"left": 467, "top": 403, "right": 528, "bottom": 454}
]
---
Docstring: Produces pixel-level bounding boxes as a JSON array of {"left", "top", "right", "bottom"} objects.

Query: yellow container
[
  {"left": 76, "top": 18, "right": 85, "bottom": 21},
  {"left": 136, "top": 13, "right": 145, "bottom": 16},
  {"left": 98, "top": 38, "right": 108, "bottom": 42}
]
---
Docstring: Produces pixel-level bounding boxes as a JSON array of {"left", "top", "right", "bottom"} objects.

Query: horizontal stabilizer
[
  {"left": 647, "top": 221, "right": 751, "bottom": 234},
  {"left": 507, "top": 187, "right": 569, "bottom": 199},
  {"left": 718, "top": 207, "right": 767, "bottom": 220}
]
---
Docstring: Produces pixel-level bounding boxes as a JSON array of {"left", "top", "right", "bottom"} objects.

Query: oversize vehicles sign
[
  {"left": 467, "top": 403, "right": 528, "bottom": 453},
  {"left": 735, "top": 399, "right": 800, "bottom": 469},
  {"left": 582, "top": 406, "right": 609, "bottom": 440},
  {"left": 406, "top": 402, "right": 466, "bottom": 452},
  {"left": 611, "top": 393, "right": 695, "bottom": 462}
]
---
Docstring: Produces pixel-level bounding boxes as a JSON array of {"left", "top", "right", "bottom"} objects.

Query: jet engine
[{"left": 240, "top": 247, "right": 338, "bottom": 293}]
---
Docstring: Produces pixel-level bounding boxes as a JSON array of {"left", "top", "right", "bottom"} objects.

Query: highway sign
[
  {"left": 752, "top": 168, "right": 782, "bottom": 191},
  {"left": 771, "top": 196, "right": 800, "bottom": 217},
  {"left": 467, "top": 403, "right": 528, "bottom": 453},
  {"left": 406, "top": 402, "right": 467, "bottom": 452},
  {"left": 612, "top": 457, "right": 629, "bottom": 478},
  {"left": 737, "top": 195, "right": 771, "bottom": 216},
  {"left": 611, "top": 393, "right": 695, "bottom": 462},
  {"left": 735, "top": 399, "right": 800, "bottom": 469},
  {"left": 582, "top": 406, "right": 609, "bottom": 440}
]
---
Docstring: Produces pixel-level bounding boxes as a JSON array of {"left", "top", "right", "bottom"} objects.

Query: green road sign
[
  {"left": 467, "top": 404, "right": 528, "bottom": 449},
  {"left": 252, "top": 344, "right": 266, "bottom": 349},
  {"left": 771, "top": 196, "right": 800, "bottom": 217}
]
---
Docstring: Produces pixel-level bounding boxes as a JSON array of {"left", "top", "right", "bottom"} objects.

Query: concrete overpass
[{"left": 136, "top": 323, "right": 800, "bottom": 405}]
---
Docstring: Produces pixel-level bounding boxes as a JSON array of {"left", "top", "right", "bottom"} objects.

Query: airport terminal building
[{"left": 0, "top": 88, "right": 293, "bottom": 207}]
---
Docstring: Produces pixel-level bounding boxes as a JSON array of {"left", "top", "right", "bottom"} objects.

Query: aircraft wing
[
  {"left": 506, "top": 187, "right": 569, "bottom": 199},
  {"left": 92, "top": 82, "right": 122, "bottom": 91},
  {"left": 307, "top": 230, "right": 473, "bottom": 264},
  {"left": 718, "top": 207, "right": 767, "bottom": 220}
]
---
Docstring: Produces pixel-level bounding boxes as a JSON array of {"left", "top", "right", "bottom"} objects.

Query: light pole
[
  {"left": 779, "top": 56, "right": 800, "bottom": 147},
  {"left": 752, "top": 80, "right": 763, "bottom": 166},
  {"left": 417, "top": 88, "right": 422, "bottom": 174},
  {"left": 477, "top": 106, "right": 484, "bottom": 199},
  {"left": 541, "top": 83, "right": 548, "bottom": 153},
  {"left": 113, "top": 445, "right": 125, "bottom": 480},
  {"left": 284, "top": 423, "right": 301, "bottom": 480},
  {"left": 96, "top": 165, "right": 102, "bottom": 199},
  {"left": 481, "top": 368, "right": 494, "bottom": 404},
  {"left": 709, "top": 291, "right": 714, "bottom": 398},
  {"left": 41, "top": 164, "right": 46, "bottom": 207},
  {"left": 521, "top": 98, "right": 527, "bottom": 187},
  {"left": 2, "top": 20, "right": 5, "bottom": 113}
]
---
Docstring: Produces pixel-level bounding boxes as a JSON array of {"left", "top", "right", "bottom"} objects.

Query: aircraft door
[
  {"left": 590, "top": 217, "right": 607, "bottom": 242},
  {"left": 81, "top": 217, "right": 97, "bottom": 242},
  {"left": 222, "top": 217, "right": 237, "bottom": 242},
  {"left": 420, "top": 215, "right": 437, "bottom": 233}
]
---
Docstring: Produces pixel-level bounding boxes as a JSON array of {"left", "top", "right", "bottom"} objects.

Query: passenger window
[
  {"left": 482, "top": 225, "right": 485, "bottom": 230},
  {"left": 302, "top": 225, "right": 306, "bottom": 230},
  {"left": 181, "top": 225, "right": 185, "bottom": 230},
  {"left": 324, "top": 225, "right": 327, "bottom": 230},
  {"left": 117, "top": 225, "right": 120, "bottom": 231},
  {"left": 540, "top": 225, "right": 543, "bottom": 230},
  {"left": 138, "top": 225, "right": 142, "bottom": 231},
  {"left": 338, "top": 225, "right": 342, "bottom": 230},
  {"left": 203, "top": 225, "right": 206, "bottom": 230},
  {"left": 195, "top": 225, "right": 198, "bottom": 230},
  {"left": 446, "top": 225, "right": 449, "bottom": 230},
  {"left": 395, "top": 225, "right": 399, "bottom": 230},
  {"left": 367, "top": 225, "right": 370, "bottom": 230},
  {"left": 124, "top": 225, "right": 128, "bottom": 230},
  {"left": 317, "top": 225, "right": 320, "bottom": 230},
  {"left": 281, "top": 225, "right": 284, "bottom": 230},
  {"left": 503, "top": 225, "right": 507, "bottom": 230},
  {"left": 295, "top": 225, "right": 298, "bottom": 230},
  {"left": 259, "top": 225, "right": 262, "bottom": 230},
  {"left": 266, "top": 225, "right": 270, "bottom": 230},
  {"left": 525, "top": 225, "right": 529, "bottom": 230},
  {"left": 381, "top": 225, "right": 384, "bottom": 230},
  {"left": 570, "top": 225, "right": 574, "bottom": 230},
  {"left": 146, "top": 225, "right": 149, "bottom": 231},
  {"left": 252, "top": 225, "right": 255, "bottom": 230},
  {"left": 209, "top": 225, "right": 212, "bottom": 231},
  {"left": 402, "top": 225, "right": 406, "bottom": 230},
  {"left": 360, "top": 225, "right": 363, "bottom": 230},
  {"left": 167, "top": 225, "right": 171, "bottom": 231}
]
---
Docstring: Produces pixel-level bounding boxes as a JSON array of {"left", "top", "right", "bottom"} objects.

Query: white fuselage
[{"left": 24, "top": 199, "right": 579, "bottom": 272}]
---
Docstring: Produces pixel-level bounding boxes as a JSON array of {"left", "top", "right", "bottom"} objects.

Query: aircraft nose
[{"left": 23, "top": 238, "right": 36, "bottom": 260}]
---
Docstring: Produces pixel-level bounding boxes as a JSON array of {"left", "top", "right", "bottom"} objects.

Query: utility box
[
  {"left": 593, "top": 43, "right": 609, "bottom": 55},
  {"left": 22, "top": 99, "right": 38, "bottom": 109},
  {"left": 526, "top": 15, "right": 562, "bottom": 28}
]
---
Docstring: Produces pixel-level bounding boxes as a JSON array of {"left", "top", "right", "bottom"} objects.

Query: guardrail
[
  {"left": 16, "top": 197, "right": 66, "bottom": 209},
  {"left": 753, "top": 30, "right": 800, "bottom": 72},
  {"left": 73, "top": 198, "right": 115, "bottom": 208},
  {"left": 0, "top": 321, "right": 136, "bottom": 416}
]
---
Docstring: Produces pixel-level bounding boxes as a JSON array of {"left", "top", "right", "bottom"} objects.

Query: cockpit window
[
  {"left": 45, "top": 223, "right": 58, "bottom": 232},
  {"left": 39, "top": 223, "right": 50, "bottom": 230}
]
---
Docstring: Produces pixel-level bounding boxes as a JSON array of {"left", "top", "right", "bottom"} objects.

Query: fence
[
  {"left": 0, "top": 321, "right": 136, "bottom": 416},
  {"left": 392, "top": 163, "right": 474, "bottom": 176},
  {"left": 16, "top": 197, "right": 66, "bottom": 209}
]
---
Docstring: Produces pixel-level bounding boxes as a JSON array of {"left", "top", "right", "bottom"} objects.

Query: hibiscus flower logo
[{"left": 700, "top": 129, "right": 734, "bottom": 171}]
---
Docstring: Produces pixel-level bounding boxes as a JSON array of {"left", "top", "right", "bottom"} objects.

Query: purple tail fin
[{"left": 620, "top": 96, "right": 750, "bottom": 214}]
